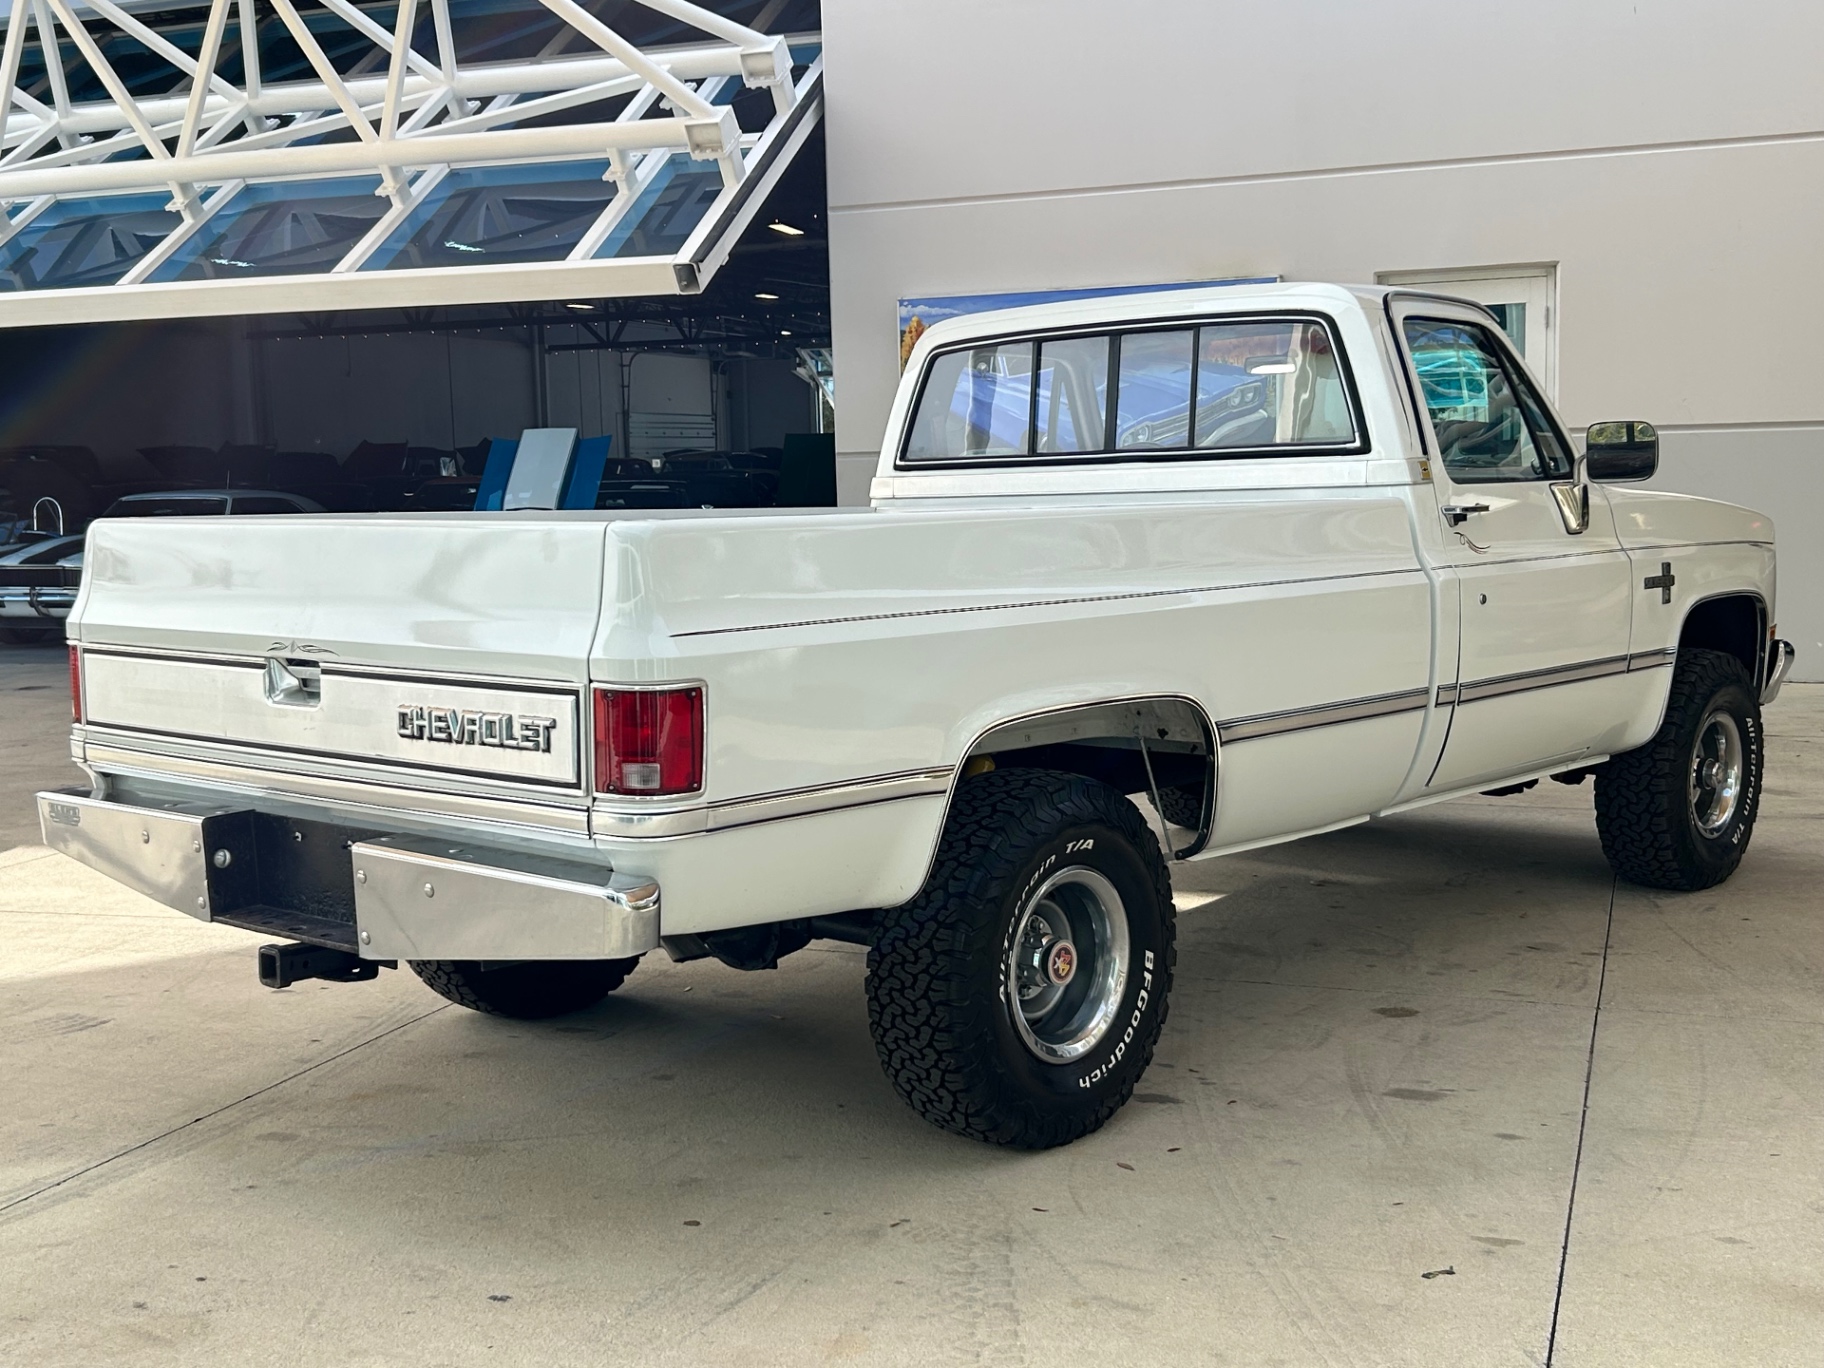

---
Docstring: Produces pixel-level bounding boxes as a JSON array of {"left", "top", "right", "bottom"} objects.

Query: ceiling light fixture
[
  {"left": 564, "top": 302, "right": 593, "bottom": 311},
  {"left": 754, "top": 291, "right": 780, "bottom": 300},
  {"left": 780, "top": 329, "right": 793, "bottom": 336},
  {"left": 767, "top": 221, "right": 804, "bottom": 237}
]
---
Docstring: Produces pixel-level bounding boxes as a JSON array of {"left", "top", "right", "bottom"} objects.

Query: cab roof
[{"left": 903, "top": 282, "right": 1389, "bottom": 365}]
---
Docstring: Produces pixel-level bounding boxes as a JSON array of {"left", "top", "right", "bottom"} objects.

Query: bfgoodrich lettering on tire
[
  {"left": 1595, "top": 648, "right": 1763, "bottom": 891},
  {"left": 866, "top": 768, "right": 1176, "bottom": 1149}
]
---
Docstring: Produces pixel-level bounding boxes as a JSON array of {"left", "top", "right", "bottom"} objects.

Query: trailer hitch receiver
[{"left": 258, "top": 941, "right": 391, "bottom": 990}]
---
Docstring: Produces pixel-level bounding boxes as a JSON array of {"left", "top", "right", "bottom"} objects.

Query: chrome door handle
[{"left": 1441, "top": 503, "right": 1489, "bottom": 526}]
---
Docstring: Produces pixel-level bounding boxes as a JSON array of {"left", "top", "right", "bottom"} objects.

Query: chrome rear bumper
[{"left": 36, "top": 789, "right": 659, "bottom": 961}]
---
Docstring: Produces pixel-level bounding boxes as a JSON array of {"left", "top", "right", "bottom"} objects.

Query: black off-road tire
[
  {"left": 1595, "top": 648, "right": 1763, "bottom": 891},
  {"left": 408, "top": 957, "right": 640, "bottom": 1019},
  {"left": 867, "top": 769, "right": 1175, "bottom": 1149},
  {"left": 1157, "top": 782, "right": 1204, "bottom": 830}
]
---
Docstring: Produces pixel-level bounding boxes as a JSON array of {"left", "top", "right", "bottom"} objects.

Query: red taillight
[
  {"left": 68, "top": 645, "right": 82, "bottom": 723},
  {"left": 593, "top": 686, "right": 703, "bottom": 796}
]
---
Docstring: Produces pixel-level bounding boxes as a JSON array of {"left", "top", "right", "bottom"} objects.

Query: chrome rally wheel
[
  {"left": 1688, "top": 709, "right": 1745, "bottom": 837},
  {"left": 1007, "top": 867, "right": 1130, "bottom": 1064}
]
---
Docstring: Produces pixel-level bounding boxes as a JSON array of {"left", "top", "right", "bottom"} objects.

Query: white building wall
[{"left": 823, "top": 0, "right": 1824, "bottom": 673}]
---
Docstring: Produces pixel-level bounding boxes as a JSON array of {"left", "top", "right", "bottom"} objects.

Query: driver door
[{"left": 1390, "top": 297, "right": 1635, "bottom": 791}]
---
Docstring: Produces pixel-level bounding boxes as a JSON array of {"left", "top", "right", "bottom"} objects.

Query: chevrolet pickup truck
[{"left": 38, "top": 283, "right": 1795, "bottom": 1149}]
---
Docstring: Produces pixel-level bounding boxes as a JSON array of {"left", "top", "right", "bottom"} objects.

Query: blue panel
[
  {"left": 0, "top": 194, "right": 184, "bottom": 292},
  {"left": 151, "top": 177, "right": 388, "bottom": 281},
  {"left": 562, "top": 435, "right": 611, "bottom": 509},
  {"left": 593, "top": 154, "right": 727, "bottom": 260},
  {"left": 364, "top": 161, "right": 619, "bottom": 271},
  {"left": 472, "top": 438, "right": 518, "bottom": 511}
]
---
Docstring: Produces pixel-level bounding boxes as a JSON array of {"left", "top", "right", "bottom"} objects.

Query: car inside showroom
[{"left": 1, "top": 3, "right": 1819, "bottom": 1366}]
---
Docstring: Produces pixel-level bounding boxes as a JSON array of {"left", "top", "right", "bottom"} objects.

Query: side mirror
[{"left": 1586, "top": 420, "right": 1658, "bottom": 482}]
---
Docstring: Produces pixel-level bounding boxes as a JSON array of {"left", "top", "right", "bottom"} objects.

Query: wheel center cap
[
  {"left": 1045, "top": 940, "right": 1077, "bottom": 986},
  {"left": 1700, "top": 758, "right": 1722, "bottom": 790}
]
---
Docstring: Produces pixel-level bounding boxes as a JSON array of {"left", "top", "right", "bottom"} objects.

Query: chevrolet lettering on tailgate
[{"left": 396, "top": 705, "right": 557, "bottom": 753}]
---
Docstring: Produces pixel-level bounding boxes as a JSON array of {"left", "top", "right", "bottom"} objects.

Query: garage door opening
[{"left": 1, "top": 1, "right": 832, "bottom": 539}]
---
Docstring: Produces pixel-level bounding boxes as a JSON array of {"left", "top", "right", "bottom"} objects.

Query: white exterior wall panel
[{"left": 822, "top": 0, "right": 1824, "bottom": 671}]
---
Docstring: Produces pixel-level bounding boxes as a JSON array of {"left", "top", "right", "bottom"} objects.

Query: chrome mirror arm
[{"left": 1549, "top": 454, "right": 1591, "bottom": 535}]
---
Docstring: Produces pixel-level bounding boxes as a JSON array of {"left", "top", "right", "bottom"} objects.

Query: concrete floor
[
  {"left": 0, "top": 640, "right": 83, "bottom": 851},
  {"left": 0, "top": 644, "right": 1818, "bottom": 1367}
]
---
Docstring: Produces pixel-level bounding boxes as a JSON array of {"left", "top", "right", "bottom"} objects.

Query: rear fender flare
[{"left": 908, "top": 694, "right": 1219, "bottom": 899}]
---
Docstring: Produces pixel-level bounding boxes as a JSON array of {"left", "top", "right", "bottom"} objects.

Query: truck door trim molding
[
  {"left": 1215, "top": 687, "right": 1430, "bottom": 743},
  {"left": 1221, "top": 644, "right": 1680, "bottom": 744},
  {"left": 1433, "top": 648, "right": 1675, "bottom": 710}
]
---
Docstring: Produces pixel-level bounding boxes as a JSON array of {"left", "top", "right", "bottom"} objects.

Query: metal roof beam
[
  {"left": 0, "top": 112, "right": 724, "bottom": 196},
  {"left": 3, "top": 41, "right": 763, "bottom": 145},
  {"left": 0, "top": 11, "right": 822, "bottom": 327}
]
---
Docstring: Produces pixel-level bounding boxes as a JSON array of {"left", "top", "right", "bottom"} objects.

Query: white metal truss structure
[{"left": 0, "top": 0, "right": 821, "bottom": 324}]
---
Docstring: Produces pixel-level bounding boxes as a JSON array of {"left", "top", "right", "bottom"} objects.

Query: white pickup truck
[{"left": 39, "top": 283, "right": 1794, "bottom": 1149}]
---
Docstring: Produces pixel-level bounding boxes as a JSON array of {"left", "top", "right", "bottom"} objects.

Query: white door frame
[{"left": 1377, "top": 263, "right": 1559, "bottom": 400}]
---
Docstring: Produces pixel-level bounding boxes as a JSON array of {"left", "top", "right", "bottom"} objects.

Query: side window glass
[
  {"left": 1506, "top": 368, "right": 1572, "bottom": 478},
  {"left": 1402, "top": 319, "right": 1563, "bottom": 482},
  {"left": 903, "top": 341, "right": 1034, "bottom": 461},
  {"left": 1034, "top": 335, "right": 1110, "bottom": 453},
  {"left": 1194, "top": 320, "right": 1354, "bottom": 448},
  {"left": 1114, "top": 330, "right": 1194, "bottom": 449}
]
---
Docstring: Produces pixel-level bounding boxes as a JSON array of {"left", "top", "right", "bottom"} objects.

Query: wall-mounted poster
[{"left": 897, "top": 277, "right": 1276, "bottom": 369}]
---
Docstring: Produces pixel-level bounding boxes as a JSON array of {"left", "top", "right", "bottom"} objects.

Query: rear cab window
[{"left": 900, "top": 314, "right": 1362, "bottom": 467}]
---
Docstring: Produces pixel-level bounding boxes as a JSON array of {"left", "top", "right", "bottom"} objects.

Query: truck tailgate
[{"left": 74, "top": 514, "right": 608, "bottom": 790}]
